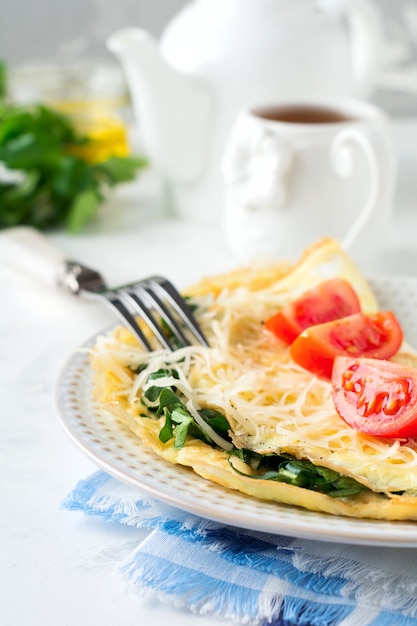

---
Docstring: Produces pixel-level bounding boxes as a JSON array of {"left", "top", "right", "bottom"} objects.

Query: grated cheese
[{"left": 91, "top": 283, "right": 417, "bottom": 494}]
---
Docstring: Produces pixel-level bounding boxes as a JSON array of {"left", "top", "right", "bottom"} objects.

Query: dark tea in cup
[{"left": 254, "top": 104, "right": 355, "bottom": 125}]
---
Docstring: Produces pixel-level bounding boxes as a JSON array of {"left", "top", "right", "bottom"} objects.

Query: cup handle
[{"left": 330, "top": 127, "right": 382, "bottom": 250}]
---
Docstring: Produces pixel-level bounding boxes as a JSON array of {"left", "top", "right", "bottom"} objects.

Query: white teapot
[{"left": 108, "top": 0, "right": 382, "bottom": 223}]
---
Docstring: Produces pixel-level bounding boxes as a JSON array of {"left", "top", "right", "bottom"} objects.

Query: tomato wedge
[
  {"left": 332, "top": 356, "right": 417, "bottom": 438},
  {"left": 290, "top": 311, "right": 403, "bottom": 379},
  {"left": 264, "top": 278, "right": 361, "bottom": 344}
]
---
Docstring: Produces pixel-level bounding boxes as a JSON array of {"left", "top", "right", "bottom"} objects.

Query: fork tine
[
  {"left": 105, "top": 294, "right": 153, "bottom": 351},
  {"left": 149, "top": 276, "right": 209, "bottom": 347},
  {"left": 120, "top": 289, "right": 176, "bottom": 350},
  {"left": 59, "top": 257, "right": 208, "bottom": 350},
  {"left": 132, "top": 285, "right": 191, "bottom": 348}
]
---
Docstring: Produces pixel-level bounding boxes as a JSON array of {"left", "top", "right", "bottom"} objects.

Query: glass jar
[{"left": 8, "top": 57, "right": 131, "bottom": 162}]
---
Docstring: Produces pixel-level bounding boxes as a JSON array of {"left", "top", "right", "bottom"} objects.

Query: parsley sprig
[{"left": 0, "top": 60, "right": 148, "bottom": 232}]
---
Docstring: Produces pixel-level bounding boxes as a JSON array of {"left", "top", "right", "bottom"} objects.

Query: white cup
[{"left": 222, "top": 98, "right": 397, "bottom": 264}]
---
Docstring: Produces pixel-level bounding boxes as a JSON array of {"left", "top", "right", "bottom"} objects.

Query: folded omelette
[{"left": 91, "top": 238, "right": 417, "bottom": 520}]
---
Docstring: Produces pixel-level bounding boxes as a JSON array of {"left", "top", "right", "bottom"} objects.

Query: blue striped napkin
[{"left": 62, "top": 471, "right": 417, "bottom": 626}]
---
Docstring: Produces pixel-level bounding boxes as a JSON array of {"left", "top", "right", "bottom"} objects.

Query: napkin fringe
[
  {"left": 268, "top": 595, "right": 354, "bottom": 626},
  {"left": 122, "top": 544, "right": 411, "bottom": 626},
  {"left": 121, "top": 551, "right": 268, "bottom": 625},
  {"left": 61, "top": 471, "right": 150, "bottom": 522},
  {"left": 121, "top": 549, "right": 358, "bottom": 626},
  {"left": 294, "top": 552, "right": 417, "bottom": 618},
  {"left": 211, "top": 540, "right": 347, "bottom": 597}
]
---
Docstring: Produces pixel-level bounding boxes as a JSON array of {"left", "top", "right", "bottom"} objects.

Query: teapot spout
[{"left": 107, "top": 28, "right": 212, "bottom": 183}]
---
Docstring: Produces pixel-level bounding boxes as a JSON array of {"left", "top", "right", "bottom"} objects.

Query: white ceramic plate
[{"left": 55, "top": 276, "right": 417, "bottom": 547}]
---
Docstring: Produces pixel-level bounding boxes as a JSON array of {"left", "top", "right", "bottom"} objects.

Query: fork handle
[
  {"left": 1, "top": 226, "right": 106, "bottom": 295},
  {"left": 0, "top": 226, "right": 67, "bottom": 286}
]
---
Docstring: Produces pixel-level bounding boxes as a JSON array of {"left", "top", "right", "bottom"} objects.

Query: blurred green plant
[
  {"left": 0, "top": 59, "right": 148, "bottom": 232},
  {"left": 0, "top": 60, "right": 6, "bottom": 101}
]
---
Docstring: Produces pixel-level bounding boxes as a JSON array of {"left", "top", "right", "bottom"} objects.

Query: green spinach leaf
[
  {"left": 0, "top": 64, "right": 148, "bottom": 232},
  {"left": 228, "top": 448, "right": 367, "bottom": 498}
]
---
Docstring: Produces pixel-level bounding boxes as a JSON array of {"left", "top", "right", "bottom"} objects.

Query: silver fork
[
  {"left": 1, "top": 227, "right": 209, "bottom": 351},
  {"left": 56, "top": 260, "right": 209, "bottom": 351}
]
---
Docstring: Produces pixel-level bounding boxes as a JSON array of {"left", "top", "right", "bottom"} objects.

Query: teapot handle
[{"left": 342, "top": 0, "right": 383, "bottom": 97}]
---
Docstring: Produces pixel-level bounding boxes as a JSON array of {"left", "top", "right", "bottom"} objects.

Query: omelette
[{"left": 90, "top": 238, "right": 417, "bottom": 520}]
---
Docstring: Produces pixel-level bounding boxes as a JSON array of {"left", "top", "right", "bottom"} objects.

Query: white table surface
[{"left": 1, "top": 117, "right": 417, "bottom": 626}]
